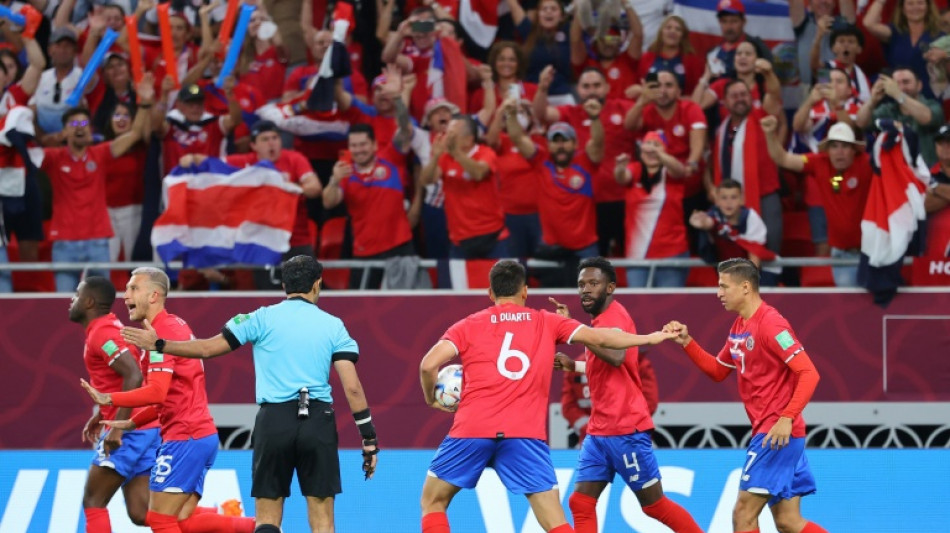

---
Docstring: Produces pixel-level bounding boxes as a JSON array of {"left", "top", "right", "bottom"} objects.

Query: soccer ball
[{"left": 434, "top": 364, "right": 463, "bottom": 409}]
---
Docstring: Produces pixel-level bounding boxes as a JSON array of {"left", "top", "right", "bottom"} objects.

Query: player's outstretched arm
[
  {"left": 121, "top": 320, "right": 234, "bottom": 359},
  {"left": 419, "top": 340, "right": 458, "bottom": 412},
  {"left": 663, "top": 321, "right": 732, "bottom": 382},
  {"left": 572, "top": 326, "right": 677, "bottom": 350},
  {"left": 334, "top": 360, "right": 379, "bottom": 480}
]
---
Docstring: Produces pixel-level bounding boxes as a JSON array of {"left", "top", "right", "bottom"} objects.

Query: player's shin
[
  {"left": 642, "top": 496, "right": 703, "bottom": 533},
  {"left": 800, "top": 522, "right": 829, "bottom": 533},
  {"left": 178, "top": 513, "right": 255, "bottom": 533},
  {"left": 145, "top": 510, "right": 183, "bottom": 533},
  {"left": 567, "top": 492, "right": 598, "bottom": 533},
  {"left": 83, "top": 507, "right": 111, "bottom": 533},
  {"left": 421, "top": 511, "right": 450, "bottom": 533}
]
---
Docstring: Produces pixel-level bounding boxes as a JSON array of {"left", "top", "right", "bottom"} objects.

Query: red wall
[{"left": 2, "top": 290, "right": 949, "bottom": 449}]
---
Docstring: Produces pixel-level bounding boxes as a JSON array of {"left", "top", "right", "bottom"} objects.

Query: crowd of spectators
[{"left": 0, "top": 0, "right": 948, "bottom": 292}]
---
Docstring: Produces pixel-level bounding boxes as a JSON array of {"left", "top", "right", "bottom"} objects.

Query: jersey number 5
[{"left": 497, "top": 332, "right": 530, "bottom": 380}]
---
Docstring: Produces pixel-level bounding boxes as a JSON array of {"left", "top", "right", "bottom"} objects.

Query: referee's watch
[{"left": 154, "top": 339, "right": 166, "bottom": 353}]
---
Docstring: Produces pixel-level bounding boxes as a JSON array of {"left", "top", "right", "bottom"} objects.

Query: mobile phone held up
[
  {"left": 411, "top": 20, "right": 435, "bottom": 34},
  {"left": 339, "top": 150, "right": 352, "bottom": 165}
]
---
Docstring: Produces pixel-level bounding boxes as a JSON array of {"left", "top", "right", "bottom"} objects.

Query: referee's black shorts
[{"left": 251, "top": 400, "right": 341, "bottom": 499}]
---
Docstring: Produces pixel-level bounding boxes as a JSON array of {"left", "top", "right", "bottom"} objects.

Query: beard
[{"left": 581, "top": 292, "right": 608, "bottom": 316}]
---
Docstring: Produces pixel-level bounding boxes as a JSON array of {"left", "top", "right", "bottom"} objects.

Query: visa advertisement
[{"left": 0, "top": 449, "right": 946, "bottom": 532}]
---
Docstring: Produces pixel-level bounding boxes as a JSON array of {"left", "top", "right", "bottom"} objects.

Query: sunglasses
[
  {"left": 68, "top": 120, "right": 90, "bottom": 128},
  {"left": 53, "top": 81, "right": 61, "bottom": 104}
]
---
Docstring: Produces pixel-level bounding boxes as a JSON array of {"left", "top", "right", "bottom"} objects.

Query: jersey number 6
[{"left": 497, "top": 332, "right": 530, "bottom": 380}]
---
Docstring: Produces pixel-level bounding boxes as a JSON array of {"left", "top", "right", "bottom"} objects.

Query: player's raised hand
[
  {"left": 82, "top": 409, "right": 103, "bottom": 444},
  {"left": 554, "top": 352, "right": 576, "bottom": 372},
  {"left": 121, "top": 319, "right": 159, "bottom": 350},
  {"left": 759, "top": 115, "right": 778, "bottom": 134},
  {"left": 763, "top": 417, "right": 793, "bottom": 450},
  {"left": 548, "top": 297, "right": 570, "bottom": 318},
  {"left": 80, "top": 379, "right": 112, "bottom": 406},
  {"left": 100, "top": 419, "right": 137, "bottom": 431},
  {"left": 539, "top": 65, "right": 555, "bottom": 91}
]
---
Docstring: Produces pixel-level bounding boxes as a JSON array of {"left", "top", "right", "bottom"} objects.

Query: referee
[{"left": 121, "top": 255, "right": 379, "bottom": 533}]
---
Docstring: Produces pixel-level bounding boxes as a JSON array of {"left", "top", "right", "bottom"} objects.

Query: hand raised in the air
[
  {"left": 548, "top": 297, "right": 570, "bottom": 318},
  {"left": 121, "top": 319, "right": 160, "bottom": 351}
]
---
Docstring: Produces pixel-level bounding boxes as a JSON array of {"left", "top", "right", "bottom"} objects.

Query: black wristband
[{"left": 353, "top": 408, "right": 376, "bottom": 439}]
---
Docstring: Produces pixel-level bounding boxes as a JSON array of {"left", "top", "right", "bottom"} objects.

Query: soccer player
[
  {"left": 550, "top": 258, "right": 702, "bottom": 533},
  {"left": 70, "top": 276, "right": 161, "bottom": 532},
  {"left": 418, "top": 260, "right": 677, "bottom": 533},
  {"left": 663, "top": 258, "right": 827, "bottom": 533},
  {"left": 80, "top": 267, "right": 254, "bottom": 533}
]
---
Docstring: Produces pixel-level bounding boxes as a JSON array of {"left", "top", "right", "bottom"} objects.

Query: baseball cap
[
  {"left": 819, "top": 123, "right": 862, "bottom": 150},
  {"left": 936, "top": 124, "right": 950, "bottom": 142},
  {"left": 422, "top": 98, "right": 460, "bottom": 127},
  {"left": 49, "top": 27, "right": 78, "bottom": 45},
  {"left": 643, "top": 130, "right": 668, "bottom": 147},
  {"left": 250, "top": 120, "right": 279, "bottom": 140},
  {"left": 177, "top": 84, "right": 206, "bottom": 103},
  {"left": 105, "top": 51, "right": 129, "bottom": 63},
  {"left": 546, "top": 122, "right": 577, "bottom": 141},
  {"left": 716, "top": 0, "right": 745, "bottom": 17}
]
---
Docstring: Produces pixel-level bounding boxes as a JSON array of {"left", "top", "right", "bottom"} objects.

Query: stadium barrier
[{"left": 1, "top": 449, "right": 947, "bottom": 532}]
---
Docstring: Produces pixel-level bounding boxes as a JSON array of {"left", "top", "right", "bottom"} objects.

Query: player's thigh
[
  {"left": 524, "top": 489, "right": 569, "bottom": 531},
  {"left": 493, "top": 439, "right": 559, "bottom": 495},
  {"left": 121, "top": 476, "right": 151, "bottom": 525},
  {"left": 295, "top": 402, "right": 341, "bottom": 499},
  {"left": 149, "top": 490, "right": 194, "bottom": 516},
  {"left": 733, "top": 489, "right": 770, "bottom": 525},
  {"left": 427, "top": 437, "right": 495, "bottom": 490},
  {"left": 83, "top": 464, "right": 126, "bottom": 507},
  {"left": 574, "top": 434, "right": 615, "bottom": 484},
  {"left": 252, "top": 402, "right": 299, "bottom": 499},
  {"left": 421, "top": 475, "right": 463, "bottom": 513},
  {"left": 601, "top": 433, "right": 662, "bottom": 494},
  {"left": 306, "top": 495, "right": 335, "bottom": 533}
]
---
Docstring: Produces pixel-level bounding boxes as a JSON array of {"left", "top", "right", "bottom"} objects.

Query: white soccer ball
[{"left": 434, "top": 364, "right": 463, "bottom": 409}]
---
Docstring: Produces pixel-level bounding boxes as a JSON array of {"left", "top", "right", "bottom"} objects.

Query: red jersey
[
  {"left": 623, "top": 163, "right": 689, "bottom": 259},
  {"left": 0, "top": 83, "right": 29, "bottom": 115},
  {"left": 105, "top": 144, "right": 146, "bottom": 208},
  {"left": 468, "top": 82, "right": 538, "bottom": 114},
  {"left": 43, "top": 144, "right": 115, "bottom": 241},
  {"left": 442, "top": 303, "right": 585, "bottom": 439},
  {"left": 496, "top": 133, "right": 543, "bottom": 215},
  {"left": 582, "top": 55, "right": 639, "bottom": 101},
  {"left": 556, "top": 99, "right": 635, "bottom": 203},
  {"left": 146, "top": 309, "right": 217, "bottom": 441},
  {"left": 243, "top": 46, "right": 287, "bottom": 102},
  {"left": 403, "top": 41, "right": 435, "bottom": 121},
  {"left": 927, "top": 165, "right": 950, "bottom": 257},
  {"left": 438, "top": 145, "right": 507, "bottom": 244},
  {"left": 640, "top": 99, "right": 707, "bottom": 195},
  {"left": 529, "top": 146, "right": 598, "bottom": 250},
  {"left": 715, "top": 302, "right": 808, "bottom": 438},
  {"left": 340, "top": 158, "right": 413, "bottom": 256},
  {"left": 585, "top": 301, "right": 653, "bottom": 435},
  {"left": 710, "top": 78, "right": 763, "bottom": 120},
  {"left": 162, "top": 111, "right": 226, "bottom": 176},
  {"left": 637, "top": 51, "right": 705, "bottom": 94},
  {"left": 226, "top": 150, "right": 314, "bottom": 248},
  {"left": 803, "top": 152, "right": 872, "bottom": 250},
  {"left": 83, "top": 314, "right": 157, "bottom": 429}
]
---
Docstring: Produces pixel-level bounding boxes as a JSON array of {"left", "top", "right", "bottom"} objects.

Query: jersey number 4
[{"left": 497, "top": 332, "right": 530, "bottom": 380}]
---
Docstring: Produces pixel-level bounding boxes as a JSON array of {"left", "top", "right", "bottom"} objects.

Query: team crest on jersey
[
  {"left": 847, "top": 176, "right": 858, "bottom": 189},
  {"left": 608, "top": 67, "right": 620, "bottom": 79},
  {"left": 86, "top": 161, "right": 97, "bottom": 172},
  {"left": 745, "top": 337, "right": 754, "bottom": 350},
  {"left": 610, "top": 113, "right": 622, "bottom": 125},
  {"left": 374, "top": 167, "right": 387, "bottom": 180},
  {"left": 569, "top": 175, "right": 585, "bottom": 189},
  {"left": 673, "top": 124, "right": 686, "bottom": 137}
]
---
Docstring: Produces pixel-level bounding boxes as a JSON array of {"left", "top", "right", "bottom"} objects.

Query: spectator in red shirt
[
  {"left": 638, "top": 15, "right": 705, "bottom": 97},
  {"left": 323, "top": 123, "right": 415, "bottom": 288},
  {"left": 570, "top": 5, "right": 643, "bottom": 102},
  {"left": 614, "top": 132, "right": 691, "bottom": 287},
  {"left": 101, "top": 100, "right": 148, "bottom": 264},
  {"left": 925, "top": 126, "right": 950, "bottom": 257},
  {"left": 764, "top": 117, "right": 872, "bottom": 286},
  {"left": 468, "top": 41, "right": 536, "bottom": 114},
  {"left": 381, "top": 5, "right": 440, "bottom": 121},
  {"left": 44, "top": 79, "right": 154, "bottom": 292},
  {"left": 792, "top": 67, "right": 862, "bottom": 153},
  {"left": 505, "top": 97, "right": 604, "bottom": 263},
  {"left": 420, "top": 115, "right": 509, "bottom": 259},
  {"left": 693, "top": 42, "right": 782, "bottom": 123},
  {"left": 238, "top": 5, "right": 288, "bottom": 103}
]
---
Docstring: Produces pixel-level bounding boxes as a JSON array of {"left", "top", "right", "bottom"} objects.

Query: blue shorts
[
  {"left": 91, "top": 428, "right": 161, "bottom": 480},
  {"left": 740, "top": 434, "right": 817, "bottom": 506},
  {"left": 427, "top": 437, "right": 557, "bottom": 494},
  {"left": 150, "top": 434, "right": 218, "bottom": 495},
  {"left": 575, "top": 433, "right": 661, "bottom": 492}
]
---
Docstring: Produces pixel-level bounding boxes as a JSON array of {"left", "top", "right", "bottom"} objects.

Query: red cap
[
  {"left": 716, "top": 0, "right": 745, "bottom": 16},
  {"left": 643, "top": 130, "right": 668, "bottom": 147}
]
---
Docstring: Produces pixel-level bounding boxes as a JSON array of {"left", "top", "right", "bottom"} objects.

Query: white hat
[{"left": 819, "top": 122, "right": 863, "bottom": 150}]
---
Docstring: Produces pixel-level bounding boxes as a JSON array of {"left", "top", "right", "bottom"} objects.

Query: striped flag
[
  {"left": 672, "top": 0, "right": 794, "bottom": 55},
  {"left": 152, "top": 158, "right": 302, "bottom": 268},
  {"left": 428, "top": 38, "right": 468, "bottom": 114},
  {"left": 436, "top": 259, "right": 496, "bottom": 289},
  {"left": 0, "top": 106, "right": 44, "bottom": 199},
  {"left": 858, "top": 122, "right": 928, "bottom": 305},
  {"left": 459, "top": 0, "right": 501, "bottom": 49}
]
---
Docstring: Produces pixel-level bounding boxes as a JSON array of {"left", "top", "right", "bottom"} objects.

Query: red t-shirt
[
  {"left": 637, "top": 51, "right": 705, "bottom": 95},
  {"left": 715, "top": 303, "right": 808, "bottom": 438},
  {"left": 529, "top": 145, "right": 598, "bottom": 250},
  {"left": 340, "top": 158, "right": 413, "bottom": 256},
  {"left": 640, "top": 99, "right": 707, "bottom": 195},
  {"left": 495, "top": 133, "right": 542, "bottom": 215},
  {"left": 582, "top": 55, "right": 639, "bottom": 101},
  {"left": 623, "top": 162, "right": 689, "bottom": 259},
  {"left": 802, "top": 152, "right": 872, "bottom": 250},
  {"left": 438, "top": 145, "right": 507, "bottom": 244},
  {"left": 404, "top": 41, "right": 435, "bottom": 121},
  {"left": 162, "top": 114, "right": 227, "bottom": 176},
  {"left": 105, "top": 144, "right": 147, "bottom": 208},
  {"left": 83, "top": 313, "right": 158, "bottom": 429},
  {"left": 43, "top": 144, "right": 115, "bottom": 241},
  {"left": 442, "top": 303, "right": 585, "bottom": 440},
  {"left": 226, "top": 150, "right": 314, "bottom": 248},
  {"left": 556, "top": 99, "right": 635, "bottom": 203},
  {"left": 243, "top": 46, "right": 287, "bottom": 102},
  {"left": 146, "top": 309, "right": 217, "bottom": 441},
  {"left": 585, "top": 301, "right": 653, "bottom": 435},
  {"left": 710, "top": 78, "right": 763, "bottom": 120}
]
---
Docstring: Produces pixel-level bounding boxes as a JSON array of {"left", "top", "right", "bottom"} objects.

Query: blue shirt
[{"left": 225, "top": 297, "right": 359, "bottom": 404}]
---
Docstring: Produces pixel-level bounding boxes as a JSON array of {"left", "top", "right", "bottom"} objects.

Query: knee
[
  {"left": 127, "top": 507, "right": 148, "bottom": 527},
  {"left": 81, "top": 491, "right": 107, "bottom": 509},
  {"left": 731, "top": 499, "right": 758, "bottom": 529},
  {"left": 773, "top": 513, "right": 806, "bottom": 533},
  {"left": 420, "top": 492, "right": 450, "bottom": 514}
]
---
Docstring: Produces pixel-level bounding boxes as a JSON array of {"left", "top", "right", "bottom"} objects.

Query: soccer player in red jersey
[
  {"left": 550, "top": 258, "right": 702, "bottom": 533},
  {"left": 664, "top": 258, "right": 828, "bottom": 533},
  {"left": 80, "top": 267, "right": 254, "bottom": 533},
  {"left": 418, "top": 260, "right": 678, "bottom": 533},
  {"left": 70, "top": 276, "right": 160, "bottom": 532}
]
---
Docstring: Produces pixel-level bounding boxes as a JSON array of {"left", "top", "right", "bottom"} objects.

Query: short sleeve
[
  {"left": 283, "top": 68, "right": 305, "bottom": 93},
  {"left": 760, "top": 315, "right": 805, "bottom": 363},
  {"left": 554, "top": 105, "right": 572, "bottom": 123},
  {"left": 41, "top": 147, "right": 63, "bottom": 173},
  {"left": 290, "top": 152, "right": 315, "bottom": 180},
  {"left": 685, "top": 101, "right": 708, "bottom": 129},
  {"left": 624, "top": 161, "right": 643, "bottom": 186},
  {"left": 225, "top": 154, "right": 254, "bottom": 168},
  {"left": 224, "top": 309, "right": 263, "bottom": 346},
  {"left": 90, "top": 142, "right": 115, "bottom": 164},
  {"left": 332, "top": 321, "right": 359, "bottom": 358},
  {"left": 90, "top": 325, "right": 135, "bottom": 367},
  {"left": 441, "top": 320, "right": 468, "bottom": 356},
  {"left": 476, "top": 146, "right": 498, "bottom": 175},
  {"left": 543, "top": 311, "right": 585, "bottom": 345}
]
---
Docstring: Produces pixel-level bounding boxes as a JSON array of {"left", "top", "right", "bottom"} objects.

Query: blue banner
[{"left": 1, "top": 449, "right": 947, "bottom": 532}]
